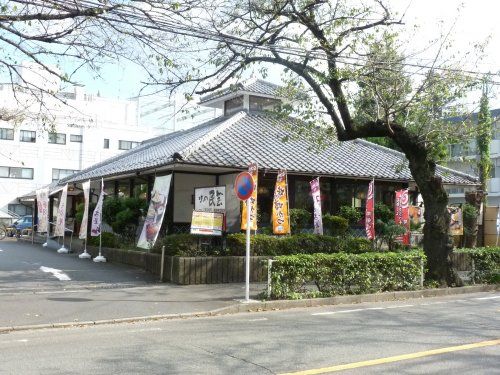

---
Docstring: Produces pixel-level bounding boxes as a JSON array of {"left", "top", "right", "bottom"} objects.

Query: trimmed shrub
[
  {"left": 226, "top": 233, "right": 372, "bottom": 256},
  {"left": 153, "top": 234, "right": 209, "bottom": 257},
  {"left": 289, "top": 208, "right": 312, "bottom": 233},
  {"left": 338, "top": 206, "right": 362, "bottom": 226},
  {"left": 270, "top": 250, "right": 426, "bottom": 299},
  {"left": 455, "top": 247, "right": 500, "bottom": 283},
  {"left": 322, "top": 215, "right": 349, "bottom": 236},
  {"left": 87, "top": 232, "right": 121, "bottom": 248}
]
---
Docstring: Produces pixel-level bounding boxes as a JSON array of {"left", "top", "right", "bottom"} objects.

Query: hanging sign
[
  {"left": 54, "top": 184, "right": 68, "bottom": 237},
  {"left": 190, "top": 211, "right": 224, "bottom": 236},
  {"left": 310, "top": 177, "right": 323, "bottom": 235},
  {"left": 365, "top": 179, "right": 375, "bottom": 240},
  {"left": 137, "top": 174, "right": 172, "bottom": 249},
  {"left": 36, "top": 187, "right": 49, "bottom": 233},
  {"left": 195, "top": 186, "right": 226, "bottom": 212},
  {"left": 395, "top": 189, "right": 410, "bottom": 245},
  {"left": 272, "top": 170, "right": 290, "bottom": 234},
  {"left": 241, "top": 163, "right": 258, "bottom": 230},
  {"left": 448, "top": 206, "right": 463, "bottom": 236},
  {"left": 79, "top": 180, "right": 91, "bottom": 240},
  {"left": 91, "top": 180, "right": 105, "bottom": 237}
]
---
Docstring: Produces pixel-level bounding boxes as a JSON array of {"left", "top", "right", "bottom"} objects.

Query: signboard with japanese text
[
  {"left": 54, "top": 184, "right": 68, "bottom": 237},
  {"left": 137, "top": 174, "right": 172, "bottom": 249},
  {"left": 272, "top": 170, "right": 290, "bottom": 235},
  {"left": 195, "top": 186, "right": 226, "bottom": 212},
  {"left": 395, "top": 189, "right": 410, "bottom": 245},
  {"left": 310, "top": 177, "right": 323, "bottom": 235},
  {"left": 79, "top": 180, "right": 91, "bottom": 240},
  {"left": 190, "top": 211, "right": 224, "bottom": 236},
  {"left": 36, "top": 187, "right": 49, "bottom": 233},
  {"left": 365, "top": 179, "right": 375, "bottom": 240},
  {"left": 241, "top": 163, "right": 258, "bottom": 231},
  {"left": 448, "top": 206, "right": 463, "bottom": 236}
]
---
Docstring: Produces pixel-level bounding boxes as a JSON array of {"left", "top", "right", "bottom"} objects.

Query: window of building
[
  {"left": 70, "top": 134, "right": 83, "bottom": 143},
  {"left": 224, "top": 95, "right": 244, "bottom": 116},
  {"left": 52, "top": 168, "right": 79, "bottom": 181},
  {"left": 0, "top": 128, "right": 14, "bottom": 140},
  {"left": 249, "top": 95, "right": 281, "bottom": 112},
  {"left": 119, "top": 140, "right": 139, "bottom": 150},
  {"left": 0, "top": 166, "right": 34, "bottom": 179},
  {"left": 104, "top": 138, "right": 110, "bottom": 149},
  {"left": 20, "top": 130, "right": 36, "bottom": 143},
  {"left": 8, "top": 204, "right": 32, "bottom": 216},
  {"left": 48, "top": 132, "right": 66, "bottom": 144}
]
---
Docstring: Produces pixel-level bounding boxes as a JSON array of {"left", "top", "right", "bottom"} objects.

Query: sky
[{"left": 77, "top": 0, "right": 500, "bottom": 109}]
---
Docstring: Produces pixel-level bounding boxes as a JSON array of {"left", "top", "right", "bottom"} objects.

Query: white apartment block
[
  {"left": 0, "top": 76, "right": 155, "bottom": 219},
  {"left": 446, "top": 108, "right": 500, "bottom": 205}
]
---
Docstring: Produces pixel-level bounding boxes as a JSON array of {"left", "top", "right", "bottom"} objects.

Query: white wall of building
[
  {"left": 0, "top": 84, "right": 154, "bottom": 217},
  {"left": 173, "top": 173, "right": 216, "bottom": 222}
]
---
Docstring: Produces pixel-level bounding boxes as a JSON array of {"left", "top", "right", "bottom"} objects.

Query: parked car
[{"left": 8, "top": 215, "right": 33, "bottom": 236}]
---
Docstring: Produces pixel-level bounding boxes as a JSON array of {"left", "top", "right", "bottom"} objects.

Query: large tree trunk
[{"left": 394, "top": 132, "right": 462, "bottom": 287}]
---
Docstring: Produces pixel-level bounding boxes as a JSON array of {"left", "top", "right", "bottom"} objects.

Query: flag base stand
[
  {"left": 79, "top": 251, "right": 91, "bottom": 259},
  {"left": 42, "top": 242, "right": 48, "bottom": 247},
  {"left": 93, "top": 255, "right": 106, "bottom": 263},
  {"left": 57, "top": 246, "right": 68, "bottom": 254}
]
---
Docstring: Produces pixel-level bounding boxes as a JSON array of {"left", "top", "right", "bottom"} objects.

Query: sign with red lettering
[{"left": 395, "top": 189, "right": 410, "bottom": 245}]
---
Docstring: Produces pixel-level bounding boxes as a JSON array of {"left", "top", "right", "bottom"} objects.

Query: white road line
[
  {"left": 386, "top": 305, "right": 414, "bottom": 309},
  {"left": 475, "top": 295, "right": 500, "bottom": 300},
  {"left": 248, "top": 318, "right": 268, "bottom": 322},
  {"left": 39, "top": 266, "right": 71, "bottom": 281}
]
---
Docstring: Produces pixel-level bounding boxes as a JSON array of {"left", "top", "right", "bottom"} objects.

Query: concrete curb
[{"left": 0, "top": 284, "right": 497, "bottom": 334}]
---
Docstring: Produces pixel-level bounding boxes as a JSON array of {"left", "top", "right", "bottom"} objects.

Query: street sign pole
[{"left": 245, "top": 196, "right": 251, "bottom": 302}]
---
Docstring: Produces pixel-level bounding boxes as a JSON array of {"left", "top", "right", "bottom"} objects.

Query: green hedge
[
  {"left": 455, "top": 247, "right": 500, "bottom": 284},
  {"left": 270, "top": 250, "right": 425, "bottom": 299},
  {"left": 87, "top": 232, "right": 121, "bottom": 248},
  {"left": 226, "top": 233, "right": 372, "bottom": 256}
]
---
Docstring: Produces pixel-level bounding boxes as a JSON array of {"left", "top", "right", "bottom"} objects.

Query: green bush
[
  {"left": 269, "top": 250, "right": 426, "bottom": 299},
  {"left": 153, "top": 234, "right": 210, "bottom": 256},
  {"left": 338, "top": 206, "right": 362, "bottom": 226},
  {"left": 322, "top": 215, "right": 349, "bottom": 236},
  {"left": 226, "top": 233, "right": 372, "bottom": 256},
  {"left": 455, "top": 247, "right": 500, "bottom": 283},
  {"left": 87, "top": 232, "right": 121, "bottom": 248},
  {"left": 289, "top": 208, "right": 311, "bottom": 233},
  {"left": 102, "top": 196, "right": 147, "bottom": 241}
]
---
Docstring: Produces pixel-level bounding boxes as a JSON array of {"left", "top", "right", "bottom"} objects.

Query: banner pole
[
  {"left": 245, "top": 196, "right": 251, "bottom": 302},
  {"left": 496, "top": 205, "right": 499, "bottom": 247}
]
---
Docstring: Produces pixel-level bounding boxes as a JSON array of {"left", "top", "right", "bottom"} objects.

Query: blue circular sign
[{"left": 235, "top": 172, "right": 254, "bottom": 200}]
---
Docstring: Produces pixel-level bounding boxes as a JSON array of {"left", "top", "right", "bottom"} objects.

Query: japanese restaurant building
[{"left": 27, "top": 80, "right": 479, "bottom": 235}]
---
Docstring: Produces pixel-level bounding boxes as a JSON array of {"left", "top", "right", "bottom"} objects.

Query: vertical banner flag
[
  {"left": 496, "top": 206, "right": 500, "bottom": 235},
  {"left": 91, "top": 179, "right": 105, "bottom": 237},
  {"left": 310, "top": 177, "right": 323, "bottom": 235},
  {"left": 241, "top": 163, "right": 258, "bottom": 231},
  {"left": 272, "top": 170, "right": 290, "bottom": 234},
  {"left": 137, "top": 174, "right": 172, "bottom": 249},
  {"left": 79, "top": 180, "right": 91, "bottom": 240},
  {"left": 54, "top": 184, "right": 68, "bottom": 237},
  {"left": 365, "top": 179, "right": 375, "bottom": 240},
  {"left": 36, "top": 187, "right": 49, "bottom": 233},
  {"left": 395, "top": 189, "right": 410, "bottom": 245}
]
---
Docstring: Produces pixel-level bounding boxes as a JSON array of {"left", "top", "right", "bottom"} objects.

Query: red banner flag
[
  {"left": 395, "top": 189, "right": 410, "bottom": 245},
  {"left": 365, "top": 179, "right": 375, "bottom": 240}
]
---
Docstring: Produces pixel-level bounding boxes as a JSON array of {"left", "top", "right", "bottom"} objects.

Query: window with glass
[
  {"left": 294, "top": 180, "right": 313, "bottom": 212},
  {"left": 119, "top": 140, "right": 139, "bottom": 150},
  {"left": 0, "top": 166, "right": 34, "bottom": 179},
  {"left": 20, "top": 130, "right": 36, "bottom": 143},
  {"left": 249, "top": 95, "right": 281, "bottom": 112},
  {"left": 48, "top": 132, "right": 66, "bottom": 144},
  {"left": 223, "top": 95, "right": 243, "bottom": 116},
  {"left": 70, "top": 134, "right": 83, "bottom": 143},
  {"left": 104, "top": 138, "right": 110, "bottom": 149},
  {"left": 52, "top": 168, "right": 79, "bottom": 181},
  {"left": 0, "top": 128, "right": 14, "bottom": 140},
  {"left": 8, "top": 204, "right": 32, "bottom": 216}
]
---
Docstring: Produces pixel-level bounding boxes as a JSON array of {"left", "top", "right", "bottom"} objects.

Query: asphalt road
[
  {"left": 0, "top": 238, "right": 157, "bottom": 293},
  {"left": 0, "top": 292, "right": 498, "bottom": 374}
]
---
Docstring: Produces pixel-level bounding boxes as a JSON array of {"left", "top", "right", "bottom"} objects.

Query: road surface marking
[
  {"left": 279, "top": 338, "right": 500, "bottom": 375},
  {"left": 248, "top": 318, "right": 268, "bottom": 321},
  {"left": 386, "top": 304, "right": 414, "bottom": 309},
  {"left": 476, "top": 295, "right": 500, "bottom": 300},
  {"left": 311, "top": 304, "right": 415, "bottom": 316},
  {"left": 39, "top": 266, "right": 71, "bottom": 281}
]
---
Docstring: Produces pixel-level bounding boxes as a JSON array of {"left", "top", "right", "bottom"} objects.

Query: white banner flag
[
  {"left": 310, "top": 178, "right": 323, "bottom": 235},
  {"left": 79, "top": 180, "right": 91, "bottom": 240},
  {"left": 91, "top": 180, "right": 105, "bottom": 237},
  {"left": 36, "top": 187, "right": 49, "bottom": 233},
  {"left": 54, "top": 184, "right": 68, "bottom": 237},
  {"left": 137, "top": 174, "right": 172, "bottom": 249}
]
